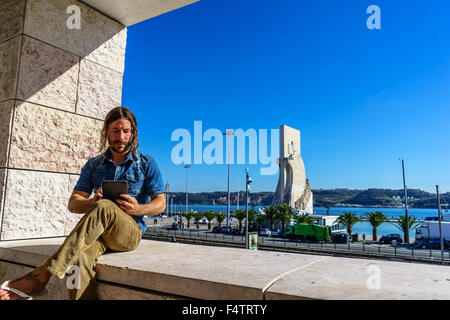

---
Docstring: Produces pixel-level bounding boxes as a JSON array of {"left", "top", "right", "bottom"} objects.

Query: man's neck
[{"left": 109, "top": 147, "right": 131, "bottom": 166}]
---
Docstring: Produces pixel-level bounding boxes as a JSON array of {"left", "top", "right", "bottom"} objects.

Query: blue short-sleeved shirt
[{"left": 73, "top": 147, "right": 165, "bottom": 235}]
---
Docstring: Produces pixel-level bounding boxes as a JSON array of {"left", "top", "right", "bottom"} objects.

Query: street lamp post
[
  {"left": 170, "top": 195, "right": 175, "bottom": 217},
  {"left": 165, "top": 183, "right": 169, "bottom": 216},
  {"left": 223, "top": 130, "right": 236, "bottom": 226},
  {"left": 184, "top": 164, "right": 191, "bottom": 227},
  {"left": 436, "top": 185, "right": 444, "bottom": 265},
  {"left": 245, "top": 168, "right": 253, "bottom": 249},
  {"left": 237, "top": 181, "right": 240, "bottom": 210},
  {"left": 399, "top": 158, "right": 409, "bottom": 244}
]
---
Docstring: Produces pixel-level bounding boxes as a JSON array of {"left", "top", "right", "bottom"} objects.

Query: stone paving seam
[{"left": 261, "top": 257, "right": 328, "bottom": 299}]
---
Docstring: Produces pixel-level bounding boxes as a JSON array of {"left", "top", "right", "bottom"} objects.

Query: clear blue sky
[{"left": 122, "top": 0, "right": 450, "bottom": 193}]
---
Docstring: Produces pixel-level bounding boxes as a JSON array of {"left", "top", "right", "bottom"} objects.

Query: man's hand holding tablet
[
  {"left": 116, "top": 194, "right": 141, "bottom": 216},
  {"left": 102, "top": 181, "right": 141, "bottom": 216}
]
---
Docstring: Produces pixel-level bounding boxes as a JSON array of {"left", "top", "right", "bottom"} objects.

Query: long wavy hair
[{"left": 99, "top": 106, "right": 139, "bottom": 155}]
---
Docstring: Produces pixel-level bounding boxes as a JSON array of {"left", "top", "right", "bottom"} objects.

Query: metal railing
[{"left": 144, "top": 226, "right": 450, "bottom": 264}]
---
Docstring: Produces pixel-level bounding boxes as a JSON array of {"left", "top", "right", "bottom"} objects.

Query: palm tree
[
  {"left": 275, "top": 204, "right": 294, "bottom": 234},
  {"left": 363, "top": 211, "right": 387, "bottom": 241},
  {"left": 391, "top": 215, "right": 420, "bottom": 244},
  {"left": 295, "top": 213, "right": 314, "bottom": 224},
  {"left": 233, "top": 209, "right": 246, "bottom": 230},
  {"left": 203, "top": 210, "right": 216, "bottom": 230},
  {"left": 336, "top": 211, "right": 361, "bottom": 236},
  {"left": 215, "top": 212, "right": 226, "bottom": 226},
  {"left": 262, "top": 205, "right": 277, "bottom": 230},
  {"left": 183, "top": 212, "right": 194, "bottom": 228},
  {"left": 254, "top": 213, "right": 266, "bottom": 231},
  {"left": 247, "top": 208, "right": 257, "bottom": 229},
  {"left": 192, "top": 212, "right": 204, "bottom": 229}
]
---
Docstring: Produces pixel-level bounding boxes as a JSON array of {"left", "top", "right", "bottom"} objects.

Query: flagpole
[{"left": 245, "top": 168, "right": 249, "bottom": 249}]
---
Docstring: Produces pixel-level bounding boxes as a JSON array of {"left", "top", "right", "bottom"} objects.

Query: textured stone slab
[
  {"left": 0, "top": 237, "right": 63, "bottom": 265},
  {"left": 76, "top": 58, "right": 123, "bottom": 119},
  {"left": 0, "top": 36, "right": 21, "bottom": 102},
  {"left": 0, "top": 101, "right": 14, "bottom": 167},
  {"left": 64, "top": 174, "right": 83, "bottom": 235},
  {"left": 1, "top": 170, "right": 72, "bottom": 240},
  {"left": 0, "top": 169, "right": 6, "bottom": 229},
  {"left": 9, "top": 101, "right": 102, "bottom": 173},
  {"left": 97, "top": 282, "right": 183, "bottom": 300},
  {"left": 1, "top": 238, "right": 450, "bottom": 300},
  {"left": 84, "top": 28, "right": 127, "bottom": 75},
  {"left": 97, "top": 241, "right": 321, "bottom": 300},
  {"left": 23, "top": 0, "right": 127, "bottom": 73},
  {"left": 17, "top": 36, "right": 79, "bottom": 112},
  {"left": 0, "top": 0, "right": 26, "bottom": 44},
  {"left": 265, "top": 255, "right": 450, "bottom": 300}
]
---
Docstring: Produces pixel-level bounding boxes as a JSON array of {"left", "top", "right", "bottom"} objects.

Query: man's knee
[
  {"left": 88, "top": 199, "right": 118, "bottom": 218},
  {"left": 90, "top": 199, "right": 114, "bottom": 209}
]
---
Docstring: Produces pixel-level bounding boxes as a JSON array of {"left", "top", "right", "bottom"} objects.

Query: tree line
[{"left": 179, "top": 207, "right": 420, "bottom": 243}]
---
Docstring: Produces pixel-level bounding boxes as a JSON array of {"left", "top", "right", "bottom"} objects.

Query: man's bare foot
[{"left": 0, "top": 266, "right": 52, "bottom": 300}]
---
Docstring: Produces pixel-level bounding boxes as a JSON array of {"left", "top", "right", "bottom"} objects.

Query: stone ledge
[
  {"left": 0, "top": 238, "right": 450, "bottom": 300},
  {"left": 80, "top": 0, "right": 200, "bottom": 27}
]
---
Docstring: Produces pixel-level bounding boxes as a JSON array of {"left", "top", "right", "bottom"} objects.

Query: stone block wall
[{"left": 0, "top": 0, "right": 127, "bottom": 240}]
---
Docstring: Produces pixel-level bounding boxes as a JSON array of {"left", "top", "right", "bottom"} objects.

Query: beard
[{"left": 109, "top": 139, "right": 132, "bottom": 154}]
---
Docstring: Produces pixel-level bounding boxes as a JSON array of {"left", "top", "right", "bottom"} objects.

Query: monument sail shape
[{"left": 272, "top": 125, "right": 313, "bottom": 213}]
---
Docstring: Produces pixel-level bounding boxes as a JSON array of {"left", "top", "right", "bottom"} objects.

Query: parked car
[
  {"left": 212, "top": 226, "right": 222, "bottom": 233},
  {"left": 200, "top": 217, "right": 209, "bottom": 225},
  {"left": 270, "top": 229, "right": 282, "bottom": 237},
  {"left": 219, "top": 226, "right": 232, "bottom": 234},
  {"left": 379, "top": 234, "right": 403, "bottom": 244},
  {"left": 259, "top": 228, "right": 272, "bottom": 237},
  {"left": 415, "top": 238, "right": 449, "bottom": 249}
]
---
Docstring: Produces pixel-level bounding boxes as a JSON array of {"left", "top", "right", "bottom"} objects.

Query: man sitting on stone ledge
[{"left": 0, "top": 106, "right": 166, "bottom": 300}]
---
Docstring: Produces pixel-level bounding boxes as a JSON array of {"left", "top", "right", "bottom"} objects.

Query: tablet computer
[{"left": 102, "top": 180, "right": 128, "bottom": 202}]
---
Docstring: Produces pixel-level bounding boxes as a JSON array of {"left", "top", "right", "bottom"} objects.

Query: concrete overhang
[{"left": 79, "top": 0, "right": 200, "bottom": 26}]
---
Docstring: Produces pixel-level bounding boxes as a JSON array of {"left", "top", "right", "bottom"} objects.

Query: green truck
[{"left": 285, "top": 223, "right": 332, "bottom": 242}]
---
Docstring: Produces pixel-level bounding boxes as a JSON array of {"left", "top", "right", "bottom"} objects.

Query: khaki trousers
[{"left": 44, "top": 199, "right": 142, "bottom": 300}]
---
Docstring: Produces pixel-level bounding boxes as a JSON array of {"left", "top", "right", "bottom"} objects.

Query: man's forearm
[{"left": 68, "top": 196, "right": 94, "bottom": 214}]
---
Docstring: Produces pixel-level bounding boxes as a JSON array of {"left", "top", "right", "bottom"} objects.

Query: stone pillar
[{"left": 0, "top": 0, "right": 127, "bottom": 240}]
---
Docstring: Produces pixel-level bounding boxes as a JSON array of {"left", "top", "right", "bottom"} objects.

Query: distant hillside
[
  {"left": 167, "top": 191, "right": 273, "bottom": 207},
  {"left": 166, "top": 189, "right": 449, "bottom": 209},
  {"left": 413, "top": 192, "right": 450, "bottom": 209},
  {"left": 343, "top": 189, "right": 432, "bottom": 206},
  {"left": 312, "top": 189, "right": 360, "bottom": 207},
  {"left": 314, "top": 188, "right": 447, "bottom": 208}
]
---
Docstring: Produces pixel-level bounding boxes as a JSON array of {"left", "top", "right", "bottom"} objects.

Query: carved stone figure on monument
[{"left": 272, "top": 125, "right": 313, "bottom": 213}]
